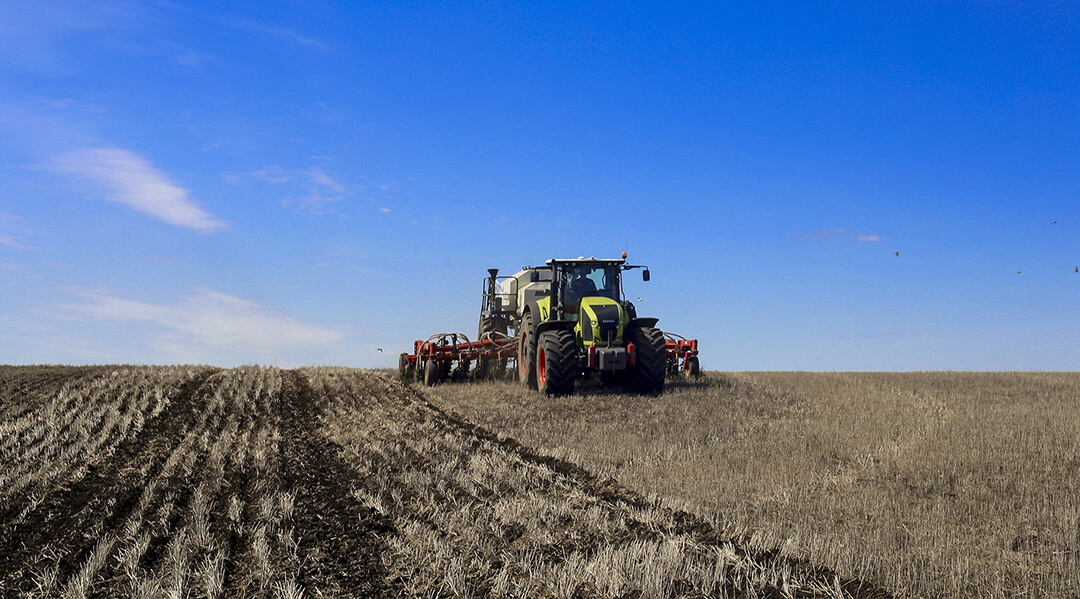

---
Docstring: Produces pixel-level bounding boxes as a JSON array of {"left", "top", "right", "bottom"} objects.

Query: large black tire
[
  {"left": 423, "top": 359, "right": 439, "bottom": 386},
  {"left": 537, "top": 330, "right": 577, "bottom": 396},
  {"left": 517, "top": 311, "right": 537, "bottom": 389},
  {"left": 684, "top": 356, "right": 701, "bottom": 378},
  {"left": 478, "top": 316, "right": 508, "bottom": 339},
  {"left": 629, "top": 326, "right": 666, "bottom": 394}
]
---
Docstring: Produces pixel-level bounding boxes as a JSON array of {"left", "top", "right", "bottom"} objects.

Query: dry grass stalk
[{"left": 429, "top": 371, "right": 1080, "bottom": 598}]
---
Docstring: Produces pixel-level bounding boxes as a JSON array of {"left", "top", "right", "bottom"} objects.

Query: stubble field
[
  {"left": 430, "top": 371, "right": 1080, "bottom": 598},
  {"left": 1, "top": 366, "right": 1074, "bottom": 598},
  {"left": 0, "top": 365, "right": 887, "bottom": 598}
]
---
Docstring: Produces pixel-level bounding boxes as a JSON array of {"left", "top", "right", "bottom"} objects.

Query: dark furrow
[
  {"left": 280, "top": 369, "right": 401, "bottom": 598},
  {"left": 0, "top": 368, "right": 217, "bottom": 596},
  {"left": 212, "top": 405, "right": 256, "bottom": 597},
  {"left": 221, "top": 370, "right": 284, "bottom": 598},
  {"left": 0, "top": 366, "right": 107, "bottom": 417}
]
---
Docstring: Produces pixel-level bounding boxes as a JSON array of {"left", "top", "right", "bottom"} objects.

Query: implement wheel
[
  {"left": 398, "top": 353, "right": 413, "bottom": 381},
  {"left": 629, "top": 326, "right": 666, "bottom": 394},
  {"left": 518, "top": 311, "right": 537, "bottom": 389},
  {"left": 684, "top": 356, "right": 701, "bottom": 378},
  {"left": 423, "top": 359, "right": 439, "bottom": 386},
  {"left": 537, "top": 330, "right": 577, "bottom": 396}
]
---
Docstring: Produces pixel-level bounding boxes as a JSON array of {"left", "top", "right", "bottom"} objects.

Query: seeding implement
[
  {"left": 664, "top": 332, "right": 700, "bottom": 377},
  {"left": 398, "top": 332, "right": 518, "bottom": 387},
  {"left": 400, "top": 255, "right": 700, "bottom": 394}
]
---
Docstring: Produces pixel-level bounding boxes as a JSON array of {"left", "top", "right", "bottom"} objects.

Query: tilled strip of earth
[{"left": 0, "top": 367, "right": 892, "bottom": 598}]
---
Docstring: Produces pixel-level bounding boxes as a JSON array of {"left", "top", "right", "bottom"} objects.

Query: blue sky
[{"left": 0, "top": 0, "right": 1077, "bottom": 369}]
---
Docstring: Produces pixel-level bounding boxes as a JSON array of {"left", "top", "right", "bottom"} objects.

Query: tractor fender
[
  {"left": 523, "top": 296, "right": 553, "bottom": 329},
  {"left": 536, "top": 320, "right": 575, "bottom": 337},
  {"left": 628, "top": 317, "right": 660, "bottom": 329},
  {"left": 521, "top": 300, "right": 541, "bottom": 331}
]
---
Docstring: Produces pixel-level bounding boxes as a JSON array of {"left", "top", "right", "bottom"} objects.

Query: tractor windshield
[{"left": 562, "top": 264, "right": 619, "bottom": 312}]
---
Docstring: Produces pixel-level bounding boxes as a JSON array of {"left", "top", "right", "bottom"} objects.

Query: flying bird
[
  {"left": 894, "top": 251, "right": 900, "bottom": 257},
  {"left": 377, "top": 348, "right": 384, "bottom": 353},
  {"left": 1051, "top": 221, "right": 1058, "bottom": 224},
  {"left": 1075, "top": 267, "right": 1078, "bottom": 273},
  {"left": 637, "top": 297, "right": 643, "bottom": 302},
  {"left": 1016, "top": 271, "right": 1021, "bottom": 274}
]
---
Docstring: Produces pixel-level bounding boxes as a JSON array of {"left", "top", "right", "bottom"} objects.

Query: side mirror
[
  {"left": 530, "top": 270, "right": 540, "bottom": 283},
  {"left": 643, "top": 269, "right": 650, "bottom": 282}
]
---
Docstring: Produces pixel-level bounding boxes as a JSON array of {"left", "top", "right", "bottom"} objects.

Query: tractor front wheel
[
  {"left": 629, "top": 326, "right": 666, "bottom": 394},
  {"left": 537, "top": 330, "right": 577, "bottom": 396}
]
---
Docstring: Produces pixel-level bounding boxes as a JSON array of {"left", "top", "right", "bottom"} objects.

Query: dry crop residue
[
  {"left": 309, "top": 367, "right": 889, "bottom": 598},
  {"left": 0, "top": 366, "right": 396, "bottom": 598},
  {"left": 0, "top": 366, "right": 889, "bottom": 598}
]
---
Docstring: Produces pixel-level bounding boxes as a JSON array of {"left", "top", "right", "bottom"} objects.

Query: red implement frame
[
  {"left": 401, "top": 330, "right": 700, "bottom": 386},
  {"left": 663, "top": 332, "right": 701, "bottom": 378},
  {"left": 399, "top": 332, "right": 517, "bottom": 386}
]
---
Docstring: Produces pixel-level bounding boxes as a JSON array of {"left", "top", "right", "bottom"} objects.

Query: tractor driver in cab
[{"left": 564, "top": 265, "right": 614, "bottom": 313}]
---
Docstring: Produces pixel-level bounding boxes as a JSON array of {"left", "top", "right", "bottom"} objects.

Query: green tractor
[{"left": 478, "top": 256, "right": 667, "bottom": 395}]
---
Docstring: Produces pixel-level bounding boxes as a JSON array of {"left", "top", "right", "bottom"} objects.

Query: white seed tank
[{"left": 498, "top": 267, "right": 553, "bottom": 317}]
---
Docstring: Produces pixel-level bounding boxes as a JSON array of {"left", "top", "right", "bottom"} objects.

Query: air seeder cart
[{"left": 400, "top": 255, "right": 700, "bottom": 395}]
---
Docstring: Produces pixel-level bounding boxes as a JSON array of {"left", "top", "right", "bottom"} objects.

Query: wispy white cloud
[
  {"left": 55, "top": 147, "right": 229, "bottom": 233},
  {"left": 1, "top": 3, "right": 211, "bottom": 75},
  {"left": 0, "top": 261, "right": 38, "bottom": 277},
  {"left": 237, "top": 165, "right": 350, "bottom": 215},
  {"left": 789, "top": 228, "right": 850, "bottom": 239},
  {"left": 228, "top": 165, "right": 400, "bottom": 217},
  {"left": 60, "top": 287, "right": 343, "bottom": 353},
  {"left": 789, "top": 228, "right": 881, "bottom": 242},
  {"left": 0, "top": 213, "right": 35, "bottom": 250},
  {"left": 0, "top": 1, "right": 122, "bottom": 72},
  {"left": 305, "top": 167, "right": 345, "bottom": 194},
  {"left": 218, "top": 17, "right": 329, "bottom": 50},
  {"left": 281, "top": 168, "right": 348, "bottom": 214},
  {"left": 248, "top": 165, "right": 292, "bottom": 184}
]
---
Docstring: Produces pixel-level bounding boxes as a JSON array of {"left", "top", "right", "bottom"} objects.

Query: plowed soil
[{"left": 0, "top": 366, "right": 891, "bottom": 598}]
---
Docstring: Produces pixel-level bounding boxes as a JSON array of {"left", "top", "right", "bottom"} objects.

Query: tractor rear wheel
[
  {"left": 423, "top": 359, "right": 439, "bottom": 386},
  {"left": 537, "top": 330, "right": 577, "bottom": 395},
  {"left": 629, "top": 326, "right": 666, "bottom": 394},
  {"left": 518, "top": 311, "right": 537, "bottom": 389}
]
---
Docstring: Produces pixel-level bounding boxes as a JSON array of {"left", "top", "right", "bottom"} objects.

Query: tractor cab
[
  {"left": 542, "top": 258, "right": 655, "bottom": 354},
  {"left": 551, "top": 260, "right": 621, "bottom": 315},
  {"left": 545, "top": 258, "right": 648, "bottom": 319}
]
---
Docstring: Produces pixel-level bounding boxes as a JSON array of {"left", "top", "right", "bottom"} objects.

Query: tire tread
[
  {"left": 629, "top": 326, "right": 666, "bottom": 394},
  {"left": 538, "top": 330, "right": 577, "bottom": 395}
]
